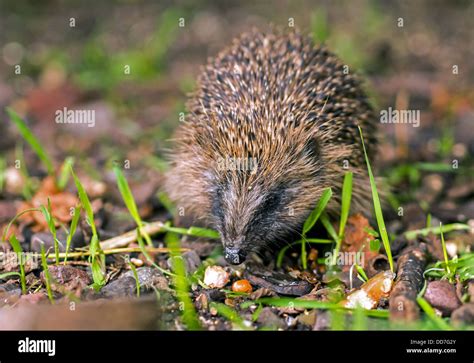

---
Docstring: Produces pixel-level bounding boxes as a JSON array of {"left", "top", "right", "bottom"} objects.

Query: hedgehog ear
[{"left": 302, "top": 138, "right": 320, "bottom": 159}]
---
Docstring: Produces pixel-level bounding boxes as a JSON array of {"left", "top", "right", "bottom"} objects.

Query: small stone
[
  {"left": 0, "top": 284, "right": 21, "bottom": 307},
  {"left": 451, "top": 303, "right": 474, "bottom": 327},
  {"left": 4, "top": 167, "right": 25, "bottom": 195},
  {"left": 424, "top": 280, "right": 462, "bottom": 316},
  {"left": 202, "top": 288, "right": 226, "bottom": 302},
  {"left": 130, "top": 258, "right": 144, "bottom": 267},
  {"left": 297, "top": 310, "right": 317, "bottom": 327},
  {"left": 257, "top": 307, "right": 286, "bottom": 330},
  {"left": 468, "top": 281, "right": 474, "bottom": 301},
  {"left": 101, "top": 267, "right": 168, "bottom": 298},
  {"left": 314, "top": 311, "right": 331, "bottom": 330},
  {"left": 40, "top": 265, "right": 91, "bottom": 294},
  {"left": 18, "top": 292, "right": 47, "bottom": 305},
  {"left": 204, "top": 266, "right": 229, "bottom": 288},
  {"left": 31, "top": 229, "right": 84, "bottom": 254}
]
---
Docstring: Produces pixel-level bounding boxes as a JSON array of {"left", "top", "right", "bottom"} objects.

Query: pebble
[
  {"left": 424, "top": 280, "right": 462, "bottom": 316},
  {"left": 130, "top": 258, "right": 144, "bottom": 267},
  {"left": 204, "top": 266, "right": 229, "bottom": 288},
  {"left": 257, "top": 307, "right": 286, "bottom": 330},
  {"left": 101, "top": 267, "right": 168, "bottom": 298},
  {"left": 40, "top": 265, "right": 91, "bottom": 293},
  {"left": 451, "top": 303, "right": 474, "bottom": 327},
  {"left": 30, "top": 229, "right": 84, "bottom": 254}
]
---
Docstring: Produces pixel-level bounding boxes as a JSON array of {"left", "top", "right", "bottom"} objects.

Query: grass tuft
[
  {"left": 9, "top": 235, "right": 26, "bottom": 294},
  {"left": 359, "top": 126, "right": 393, "bottom": 272},
  {"left": 39, "top": 199, "right": 60, "bottom": 265},
  {"left": 404, "top": 223, "right": 470, "bottom": 240},
  {"left": 63, "top": 205, "right": 82, "bottom": 264},
  {"left": 113, "top": 164, "right": 153, "bottom": 246},
  {"left": 165, "top": 231, "right": 201, "bottom": 330},
  {"left": 128, "top": 261, "right": 141, "bottom": 298},
  {"left": 301, "top": 187, "right": 333, "bottom": 269},
  {"left": 39, "top": 243, "right": 55, "bottom": 304},
  {"left": 6, "top": 108, "right": 54, "bottom": 175},
  {"left": 71, "top": 167, "right": 105, "bottom": 290},
  {"left": 57, "top": 157, "right": 75, "bottom": 190}
]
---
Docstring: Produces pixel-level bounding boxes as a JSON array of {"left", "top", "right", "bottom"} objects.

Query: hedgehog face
[
  {"left": 210, "top": 179, "right": 288, "bottom": 264},
  {"left": 208, "top": 164, "right": 319, "bottom": 265}
]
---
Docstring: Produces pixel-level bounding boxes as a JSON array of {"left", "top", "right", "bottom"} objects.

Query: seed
[{"left": 232, "top": 279, "right": 253, "bottom": 293}]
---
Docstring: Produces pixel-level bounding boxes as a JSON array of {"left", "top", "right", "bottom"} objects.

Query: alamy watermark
[
  {"left": 0, "top": 251, "right": 39, "bottom": 269},
  {"left": 324, "top": 251, "right": 365, "bottom": 267},
  {"left": 380, "top": 107, "right": 420, "bottom": 128},
  {"left": 216, "top": 156, "right": 258, "bottom": 174},
  {"left": 55, "top": 107, "right": 95, "bottom": 127}
]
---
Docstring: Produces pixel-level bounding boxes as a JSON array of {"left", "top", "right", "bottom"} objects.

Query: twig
[
  {"left": 99, "top": 221, "right": 165, "bottom": 250},
  {"left": 389, "top": 244, "right": 428, "bottom": 321},
  {"left": 46, "top": 246, "right": 188, "bottom": 261}
]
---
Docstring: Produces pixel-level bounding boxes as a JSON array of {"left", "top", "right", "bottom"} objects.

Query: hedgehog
[{"left": 165, "top": 29, "right": 377, "bottom": 265}]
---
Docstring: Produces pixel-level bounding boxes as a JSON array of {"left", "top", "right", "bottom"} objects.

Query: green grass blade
[
  {"left": 210, "top": 302, "right": 252, "bottom": 330},
  {"left": 416, "top": 297, "right": 452, "bottom": 330},
  {"left": 352, "top": 305, "right": 368, "bottom": 330},
  {"left": 71, "top": 167, "right": 105, "bottom": 289},
  {"left": 404, "top": 223, "right": 470, "bottom": 240},
  {"left": 241, "top": 297, "right": 390, "bottom": 319},
  {"left": 71, "top": 167, "right": 97, "bottom": 236},
  {"left": 136, "top": 232, "right": 174, "bottom": 277},
  {"left": 128, "top": 261, "right": 141, "bottom": 298},
  {"left": 15, "top": 143, "right": 33, "bottom": 199},
  {"left": 321, "top": 213, "right": 338, "bottom": 242},
  {"left": 339, "top": 171, "right": 353, "bottom": 238},
  {"left": 113, "top": 164, "right": 153, "bottom": 246},
  {"left": 9, "top": 235, "right": 26, "bottom": 294},
  {"left": 354, "top": 263, "right": 368, "bottom": 282},
  {"left": 40, "top": 243, "right": 55, "bottom": 304},
  {"left": 156, "top": 190, "right": 176, "bottom": 216},
  {"left": 63, "top": 205, "right": 81, "bottom": 264},
  {"left": 165, "top": 231, "right": 201, "bottom": 330},
  {"left": 113, "top": 165, "right": 141, "bottom": 225},
  {"left": 57, "top": 157, "right": 75, "bottom": 190},
  {"left": 0, "top": 156, "right": 6, "bottom": 192},
  {"left": 302, "top": 188, "right": 333, "bottom": 235},
  {"left": 0, "top": 271, "right": 21, "bottom": 280},
  {"left": 39, "top": 199, "right": 60, "bottom": 265},
  {"left": 6, "top": 107, "right": 54, "bottom": 175},
  {"left": 89, "top": 234, "right": 106, "bottom": 290},
  {"left": 359, "top": 127, "right": 393, "bottom": 272},
  {"left": 439, "top": 223, "right": 451, "bottom": 277},
  {"left": 276, "top": 238, "right": 333, "bottom": 268},
  {"left": 301, "top": 187, "right": 332, "bottom": 269},
  {"left": 161, "top": 224, "right": 220, "bottom": 239},
  {"left": 2, "top": 208, "right": 41, "bottom": 242}
]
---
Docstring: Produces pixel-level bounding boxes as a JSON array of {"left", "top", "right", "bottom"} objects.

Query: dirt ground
[{"left": 0, "top": 1, "right": 473, "bottom": 331}]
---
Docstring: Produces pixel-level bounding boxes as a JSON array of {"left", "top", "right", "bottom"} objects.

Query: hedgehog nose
[{"left": 224, "top": 247, "right": 247, "bottom": 265}]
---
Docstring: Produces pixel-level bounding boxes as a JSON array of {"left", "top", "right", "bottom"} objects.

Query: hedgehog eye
[{"left": 259, "top": 192, "right": 282, "bottom": 213}]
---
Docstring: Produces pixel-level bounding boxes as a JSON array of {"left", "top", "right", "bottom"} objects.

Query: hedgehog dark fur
[{"left": 165, "top": 29, "right": 378, "bottom": 265}]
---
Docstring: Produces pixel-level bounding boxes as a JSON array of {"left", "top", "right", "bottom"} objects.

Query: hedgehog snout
[{"left": 222, "top": 237, "right": 247, "bottom": 265}]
